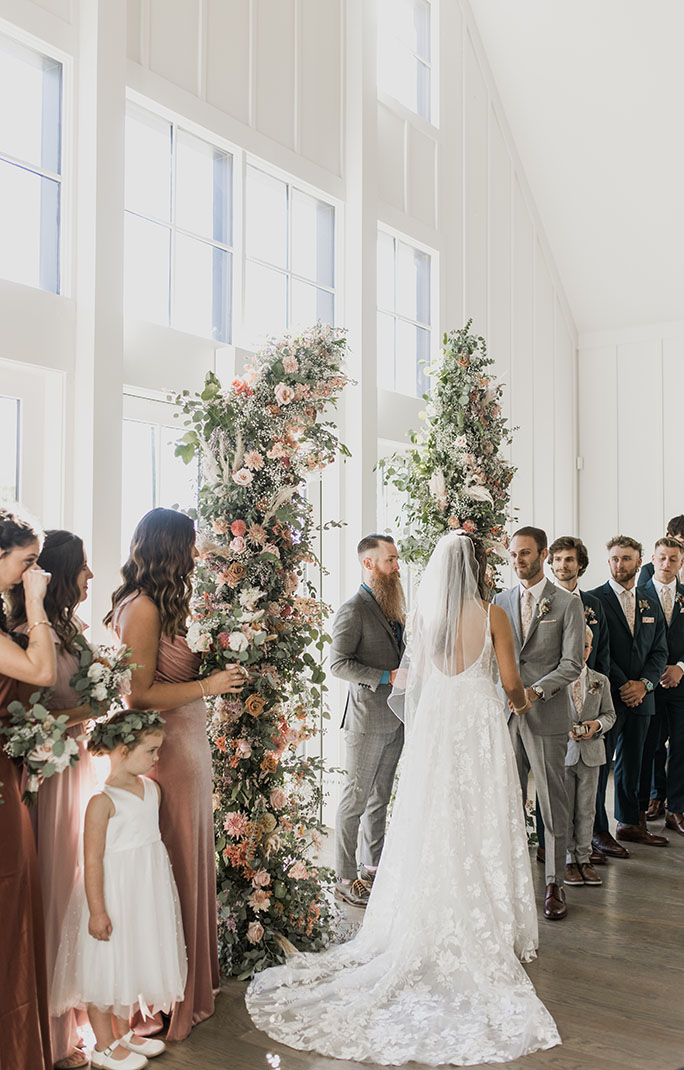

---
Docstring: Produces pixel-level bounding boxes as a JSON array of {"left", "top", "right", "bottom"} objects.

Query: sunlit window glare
[
  {"left": 377, "top": 231, "right": 432, "bottom": 398},
  {"left": 377, "top": 0, "right": 432, "bottom": 122}
]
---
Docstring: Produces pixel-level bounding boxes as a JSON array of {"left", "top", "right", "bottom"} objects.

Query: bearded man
[{"left": 331, "top": 534, "right": 406, "bottom": 907}]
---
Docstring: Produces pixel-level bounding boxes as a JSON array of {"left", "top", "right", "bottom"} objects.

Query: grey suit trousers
[
  {"left": 509, "top": 716, "right": 569, "bottom": 886},
  {"left": 565, "top": 759, "right": 600, "bottom": 864},
  {"left": 335, "top": 724, "right": 404, "bottom": 880}
]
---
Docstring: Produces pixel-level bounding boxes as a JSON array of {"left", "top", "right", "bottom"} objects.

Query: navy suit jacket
[
  {"left": 642, "top": 578, "right": 684, "bottom": 705},
  {"left": 637, "top": 562, "right": 655, "bottom": 587},
  {"left": 586, "top": 582, "right": 668, "bottom": 717},
  {"left": 580, "top": 591, "right": 610, "bottom": 677}
]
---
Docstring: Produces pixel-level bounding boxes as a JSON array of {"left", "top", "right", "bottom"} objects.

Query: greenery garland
[
  {"left": 174, "top": 323, "right": 350, "bottom": 978},
  {"left": 380, "top": 320, "right": 516, "bottom": 581}
]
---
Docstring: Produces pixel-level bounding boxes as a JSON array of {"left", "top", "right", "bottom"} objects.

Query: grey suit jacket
[
  {"left": 330, "top": 586, "right": 405, "bottom": 735},
  {"left": 565, "top": 667, "right": 617, "bottom": 767},
  {"left": 493, "top": 578, "right": 585, "bottom": 735}
]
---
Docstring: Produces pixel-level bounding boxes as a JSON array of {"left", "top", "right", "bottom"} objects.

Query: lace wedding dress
[{"left": 246, "top": 535, "right": 560, "bottom": 1065}]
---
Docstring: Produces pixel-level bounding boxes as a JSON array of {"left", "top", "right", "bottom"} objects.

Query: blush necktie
[
  {"left": 521, "top": 590, "right": 533, "bottom": 641},
  {"left": 622, "top": 589, "right": 635, "bottom": 635},
  {"left": 572, "top": 676, "right": 584, "bottom": 717},
  {"left": 661, "top": 585, "right": 674, "bottom": 626}
]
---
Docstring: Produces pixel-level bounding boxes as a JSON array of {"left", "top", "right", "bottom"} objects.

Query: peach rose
[
  {"left": 230, "top": 536, "right": 246, "bottom": 554},
  {"left": 225, "top": 562, "right": 247, "bottom": 587},
  {"left": 269, "top": 787, "right": 286, "bottom": 810},
  {"left": 246, "top": 920, "right": 264, "bottom": 944},
  {"left": 274, "top": 382, "right": 295, "bottom": 406},
  {"left": 232, "top": 468, "right": 253, "bottom": 486}
]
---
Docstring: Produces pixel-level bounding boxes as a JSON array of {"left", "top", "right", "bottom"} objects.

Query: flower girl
[{"left": 51, "top": 711, "right": 187, "bottom": 1070}]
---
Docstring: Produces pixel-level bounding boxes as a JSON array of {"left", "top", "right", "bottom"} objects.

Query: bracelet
[
  {"left": 512, "top": 699, "right": 530, "bottom": 714},
  {"left": 199, "top": 678, "right": 208, "bottom": 698},
  {"left": 27, "top": 619, "right": 50, "bottom": 635}
]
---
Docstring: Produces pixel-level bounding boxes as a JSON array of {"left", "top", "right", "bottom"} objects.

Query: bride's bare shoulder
[{"left": 488, "top": 603, "right": 512, "bottom": 635}]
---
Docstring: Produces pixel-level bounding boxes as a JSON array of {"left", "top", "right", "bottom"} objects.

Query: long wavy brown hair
[
  {"left": 0, "top": 507, "right": 43, "bottom": 633},
  {"left": 8, "top": 530, "right": 85, "bottom": 651},
  {"left": 105, "top": 508, "right": 195, "bottom": 638}
]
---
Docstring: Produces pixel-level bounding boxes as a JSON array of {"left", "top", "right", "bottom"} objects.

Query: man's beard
[{"left": 370, "top": 570, "right": 406, "bottom": 622}]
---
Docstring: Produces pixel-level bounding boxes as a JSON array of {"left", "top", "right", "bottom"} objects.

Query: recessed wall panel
[
  {"left": 299, "top": 0, "right": 341, "bottom": 174},
  {"left": 377, "top": 103, "right": 405, "bottom": 211},
  {"left": 463, "top": 31, "right": 488, "bottom": 335},
  {"left": 578, "top": 346, "right": 618, "bottom": 588},
  {"left": 149, "top": 0, "right": 200, "bottom": 95},
  {"left": 255, "top": 0, "right": 295, "bottom": 149},
  {"left": 406, "top": 125, "right": 436, "bottom": 228},
  {"left": 206, "top": 0, "right": 250, "bottom": 124}
]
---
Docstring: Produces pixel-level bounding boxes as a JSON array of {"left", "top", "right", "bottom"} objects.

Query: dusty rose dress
[
  {"left": 114, "top": 594, "right": 219, "bottom": 1042},
  {"left": 0, "top": 665, "right": 53, "bottom": 1070},
  {"left": 20, "top": 624, "right": 97, "bottom": 1061}
]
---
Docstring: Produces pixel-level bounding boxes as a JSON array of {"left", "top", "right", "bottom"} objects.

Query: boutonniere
[
  {"left": 537, "top": 598, "right": 552, "bottom": 619},
  {"left": 584, "top": 606, "right": 598, "bottom": 626},
  {"left": 638, "top": 599, "right": 650, "bottom": 614},
  {"left": 676, "top": 593, "right": 684, "bottom": 608},
  {"left": 587, "top": 678, "right": 601, "bottom": 695}
]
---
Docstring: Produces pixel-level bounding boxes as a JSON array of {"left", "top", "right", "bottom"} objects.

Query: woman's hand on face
[
  {"left": 206, "top": 666, "right": 247, "bottom": 695},
  {"left": 22, "top": 565, "right": 51, "bottom": 602}
]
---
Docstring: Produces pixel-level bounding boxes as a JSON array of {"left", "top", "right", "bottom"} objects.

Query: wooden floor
[{"left": 159, "top": 812, "right": 684, "bottom": 1070}]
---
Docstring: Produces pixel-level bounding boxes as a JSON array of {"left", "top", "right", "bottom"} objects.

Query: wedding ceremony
[{"left": 1, "top": 1, "right": 683, "bottom": 1069}]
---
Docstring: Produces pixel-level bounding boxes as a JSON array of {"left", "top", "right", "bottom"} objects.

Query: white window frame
[{"left": 377, "top": 0, "right": 439, "bottom": 129}]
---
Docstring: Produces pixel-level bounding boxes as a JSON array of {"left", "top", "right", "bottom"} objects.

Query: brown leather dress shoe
[
  {"left": 563, "top": 863, "right": 584, "bottom": 885},
  {"left": 544, "top": 883, "right": 567, "bottom": 919},
  {"left": 616, "top": 822, "right": 669, "bottom": 846},
  {"left": 589, "top": 847, "right": 607, "bottom": 865},
  {"left": 647, "top": 798, "right": 665, "bottom": 820},
  {"left": 592, "top": 830, "right": 630, "bottom": 858},
  {"left": 665, "top": 812, "right": 684, "bottom": 836},
  {"left": 578, "top": 862, "right": 603, "bottom": 885},
  {"left": 536, "top": 846, "right": 545, "bottom": 864}
]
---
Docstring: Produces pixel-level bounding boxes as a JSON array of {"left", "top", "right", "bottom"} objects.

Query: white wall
[{"left": 578, "top": 320, "right": 684, "bottom": 590}]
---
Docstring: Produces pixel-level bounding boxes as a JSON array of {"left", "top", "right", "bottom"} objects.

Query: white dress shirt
[
  {"left": 608, "top": 577, "right": 637, "bottom": 631},
  {"left": 519, "top": 576, "right": 548, "bottom": 612}
]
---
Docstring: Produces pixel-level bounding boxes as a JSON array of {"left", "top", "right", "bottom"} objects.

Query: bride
[{"left": 246, "top": 532, "right": 561, "bottom": 1065}]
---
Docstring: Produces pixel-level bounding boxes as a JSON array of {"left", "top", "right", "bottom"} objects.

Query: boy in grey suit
[
  {"left": 331, "top": 535, "right": 406, "bottom": 907},
  {"left": 493, "top": 526, "right": 585, "bottom": 920},
  {"left": 564, "top": 627, "right": 616, "bottom": 887}
]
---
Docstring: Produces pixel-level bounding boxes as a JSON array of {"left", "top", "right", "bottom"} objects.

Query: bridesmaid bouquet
[
  {"left": 69, "top": 635, "right": 136, "bottom": 715},
  {"left": 2, "top": 691, "right": 81, "bottom": 803}
]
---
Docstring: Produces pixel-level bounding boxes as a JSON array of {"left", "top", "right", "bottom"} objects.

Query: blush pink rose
[
  {"left": 252, "top": 869, "right": 271, "bottom": 888},
  {"left": 217, "top": 631, "right": 232, "bottom": 650},
  {"left": 232, "top": 468, "right": 253, "bottom": 486},
  {"left": 269, "top": 787, "right": 287, "bottom": 810},
  {"left": 283, "top": 355, "right": 299, "bottom": 373},
  {"left": 288, "top": 860, "right": 308, "bottom": 880},
  {"left": 231, "top": 519, "right": 247, "bottom": 537},
  {"left": 274, "top": 382, "right": 295, "bottom": 406},
  {"left": 230, "top": 536, "right": 246, "bottom": 554},
  {"left": 247, "top": 921, "right": 264, "bottom": 944},
  {"left": 235, "top": 739, "right": 252, "bottom": 759},
  {"left": 248, "top": 889, "right": 271, "bottom": 912}
]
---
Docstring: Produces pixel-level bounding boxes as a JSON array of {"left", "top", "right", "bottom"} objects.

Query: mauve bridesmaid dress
[{"left": 115, "top": 595, "right": 220, "bottom": 1042}]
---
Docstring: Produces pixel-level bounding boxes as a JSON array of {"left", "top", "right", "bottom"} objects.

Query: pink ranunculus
[
  {"left": 232, "top": 468, "right": 254, "bottom": 486},
  {"left": 218, "top": 631, "right": 232, "bottom": 650},
  {"left": 231, "top": 519, "right": 247, "bottom": 537},
  {"left": 274, "top": 382, "right": 295, "bottom": 406},
  {"left": 288, "top": 860, "right": 308, "bottom": 880},
  {"left": 252, "top": 869, "right": 271, "bottom": 888},
  {"left": 462, "top": 519, "right": 477, "bottom": 534},
  {"left": 283, "top": 355, "right": 299, "bottom": 374},
  {"left": 223, "top": 811, "right": 249, "bottom": 838},
  {"left": 235, "top": 739, "right": 252, "bottom": 759},
  {"left": 244, "top": 451, "right": 264, "bottom": 471},
  {"left": 247, "top": 921, "right": 264, "bottom": 944},
  {"left": 269, "top": 787, "right": 287, "bottom": 810},
  {"left": 248, "top": 889, "right": 271, "bottom": 912},
  {"left": 230, "top": 536, "right": 246, "bottom": 554}
]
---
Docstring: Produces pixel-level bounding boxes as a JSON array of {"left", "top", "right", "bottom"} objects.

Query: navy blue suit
[
  {"left": 587, "top": 582, "right": 668, "bottom": 828},
  {"left": 640, "top": 579, "right": 684, "bottom": 814},
  {"left": 637, "top": 561, "right": 655, "bottom": 587}
]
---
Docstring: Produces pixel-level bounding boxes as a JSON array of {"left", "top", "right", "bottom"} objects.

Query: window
[
  {"left": 378, "top": 0, "right": 432, "bottom": 122},
  {"left": 0, "top": 34, "right": 62, "bottom": 293},
  {"left": 124, "top": 103, "right": 233, "bottom": 342},
  {"left": 121, "top": 414, "right": 198, "bottom": 559},
  {"left": 377, "top": 440, "right": 416, "bottom": 611},
  {"left": 377, "top": 230, "right": 432, "bottom": 398},
  {"left": 243, "top": 165, "right": 335, "bottom": 349},
  {"left": 0, "top": 396, "right": 20, "bottom": 504}
]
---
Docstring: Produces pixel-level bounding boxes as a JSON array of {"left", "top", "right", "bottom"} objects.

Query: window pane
[
  {"left": 125, "top": 105, "right": 172, "bottom": 221},
  {"left": 121, "top": 421, "right": 156, "bottom": 558},
  {"left": 378, "top": 30, "right": 431, "bottom": 120},
  {"left": 415, "top": 323, "right": 432, "bottom": 397},
  {"left": 396, "top": 319, "right": 431, "bottom": 398},
  {"left": 246, "top": 167, "right": 288, "bottom": 269},
  {"left": 0, "top": 396, "right": 20, "bottom": 504},
  {"left": 124, "top": 213, "right": 171, "bottom": 325},
  {"left": 396, "top": 241, "right": 430, "bottom": 325},
  {"left": 174, "top": 234, "right": 232, "bottom": 342},
  {"left": 413, "top": 0, "right": 431, "bottom": 62},
  {"left": 0, "top": 36, "right": 62, "bottom": 174},
  {"left": 291, "top": 279, "right": 333, "bottom": 332},
  {"left": 244, "top": 261, "right": 288, "bottom": 346},
  {"left": 159, "top": 426, "right": 198, "bottom": 513},
  {"left": 0, "top": 160, "right": 60, "bottom": 292},
  {"left": 291, "top": 190, "right": 334, "bottom": 288},
  {"left": 377, "top": 231, "right": 395, "bottom": 312},
  {"left": 176, "top": 130, "right": 232, "bottom": 245},
  {"left": 377, "top": 312, "right": 396, "bottom": 389},
  {"left": 416, "top": 58, "right": 431, "bottom": 122}
]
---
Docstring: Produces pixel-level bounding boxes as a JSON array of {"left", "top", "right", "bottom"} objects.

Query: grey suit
[
  {"left": 493, "top": 579, "right": 584, "bottom": 886},
  {"left": 331, "top": 586, "right": 405, "bottom": 880},
  {"left": 565, "top": 668, "right": 616, "bottom": 864}
]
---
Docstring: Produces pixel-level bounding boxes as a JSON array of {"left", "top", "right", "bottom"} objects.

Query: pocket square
[
  {"left": 539, "top": 619, "right": 558, "bottom": 624},
  {"left": 642, "top": 616, "right": 655, "bottom": 623}
]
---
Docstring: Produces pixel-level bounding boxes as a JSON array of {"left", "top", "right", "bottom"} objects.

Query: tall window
[
  {"left": 377, "top": 230, "right": 432, "bottom": 398},
  {"left": 124, "top": 103, "right": 233, "bottom": 342},
  {"left": 0, "top": 396, "right": 20, "bottom": 504},
  {"left": 243, "top": 165, "right": 335, "bottom": 349},
  {"left": 377, "top": 0, "right": 432, "bottom": 122},
  {"left": 0, "top": 34, "right": 62, "bottom": 293}
]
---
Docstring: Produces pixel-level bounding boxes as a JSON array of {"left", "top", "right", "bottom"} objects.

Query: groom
[{"left": 494, "top": 526, "right": 585, "bottom": 920}]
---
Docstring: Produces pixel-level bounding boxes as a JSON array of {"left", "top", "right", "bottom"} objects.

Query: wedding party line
[{"left": 3, "top": 499, "right": 683, "bottom": 1068}]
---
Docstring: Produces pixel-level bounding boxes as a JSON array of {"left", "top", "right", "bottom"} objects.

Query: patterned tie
[
  {"left": 623, "top": 589, "right": 636, "bottom": 635},
  {"left": 661, "top": 585, "right": 674, "bottom": 626},
  {"left": 572, "top": 676, "right": 584, "bottom": 717},
  {"left": 521, "top": 590, "right": 533, "bottom": 641}
]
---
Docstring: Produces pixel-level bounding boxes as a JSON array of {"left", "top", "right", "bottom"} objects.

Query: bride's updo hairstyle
[
  {"left": 105, "top": 508, "right": 195, "bottom": 639},
  {"left": 88, "top": 709, "right": 165, "bottom": 755}
]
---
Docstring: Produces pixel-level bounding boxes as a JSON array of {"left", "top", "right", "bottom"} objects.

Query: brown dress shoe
[
  {"left": 563, "top": 863, "right": 584, "bottom": 885},
  {"left": 589, "top": 847, "right": 607, "bottom": 865},
  {"left": 536, "top": 846, "right": 545, "bottom": 864},
  {"left": 578, "top": 862, "right": 603, "bottom": 885},
  {"left": 647, "top": 798, "right": 665, "bottom": 820},
  {"left": 592, "top": 830, "right": 630, "bottom": 858},
  {"left": 616, "top": 822, "right": 669, "bottom": 846},
  {"left": 665, "top": 812, "right": 684, "bottom": 836},
  {"left": 544, "top": 883, "right": 567, "bottom": 920}
]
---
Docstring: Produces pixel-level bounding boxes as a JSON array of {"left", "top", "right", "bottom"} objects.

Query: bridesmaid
[
  {"left": 0, "top": 507, "right": 56, "bottom": 1070},
  {"left": 8, "top": 530, "right": 97, "bottom": 1070},
  {"left": 105, "top": 507, "right": 244, "bottom": 1042}
]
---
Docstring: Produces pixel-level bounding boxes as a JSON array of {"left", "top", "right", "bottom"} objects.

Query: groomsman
[
  {"left": 331, "top": 534, "right": 406, "bottom": 907},
  {"left": 494, "top": 526, "right": 585, "bottom": 920},
  {"left": 588, "top": 536, "right": 668, "bottom": 857},
  {"left": 638, "top": 515, "right": 684, "bottom": 587},
  {"left": 536, "top": 536, "right": 611, "bottom": 861},
  {"left": 639, "top": 538, "right": 684, "bottom": 836}
]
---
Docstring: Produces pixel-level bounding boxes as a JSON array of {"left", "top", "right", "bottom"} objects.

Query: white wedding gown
[{"left": 246, "top": 611, "right": 560, "bottom": 1065}]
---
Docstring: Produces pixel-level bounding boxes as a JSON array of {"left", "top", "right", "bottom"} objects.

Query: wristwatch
[
  {"left": 530, "top": 685, "right": 544, "bottom": 700},
  {"left": 639, "top": 678, "right": 654, "bottom": 693}
]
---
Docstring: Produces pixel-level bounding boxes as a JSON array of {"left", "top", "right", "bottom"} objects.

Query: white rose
[
  {"left": 186, "top": 622, "right": 212, "bottom": 653},
  {"left": 29, "top": 742, "right": 53, "bottom": 763},
  {"left": 87, "top": 662, "right": 105, "bottom": 681},
  {"left": 118, "top": 669, "right": 132, "bottom": 695},
  {"left": 228, "top": 631, "right": 249, "bottom": 652},
  {"left": 91, "top": 683, "right": 108, "bottom": 702}
]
